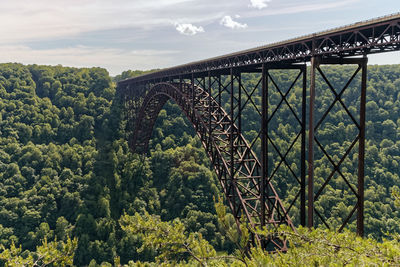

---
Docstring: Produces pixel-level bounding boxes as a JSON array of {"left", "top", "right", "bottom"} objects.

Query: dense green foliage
[
  {"left": 0, "top": 63, "right": 221, "bottom": 265},
  {"left": 116, "top": 199, "right": 400, "bottom": 266},
  {"left": 0, "top": 63, "right": 399, "bottom": 265},
  {"left": 0, "top": 237, "right": 77, "bottom": 266}
]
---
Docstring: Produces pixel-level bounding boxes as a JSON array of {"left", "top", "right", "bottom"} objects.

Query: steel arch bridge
[
  {"left": 118, "top": 13, "right": 400, "bottom": 249},
  {"left": 131, "top": 81, "right": 294, "bottom": 249}
]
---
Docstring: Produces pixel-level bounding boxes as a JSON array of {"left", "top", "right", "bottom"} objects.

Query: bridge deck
[{"left": 119, "top": 13, "right": 400, "bottom": 86}]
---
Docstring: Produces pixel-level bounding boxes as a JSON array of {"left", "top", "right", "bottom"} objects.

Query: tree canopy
[{"left": 0, "top": 63, "right": 399, "bottom": 265}]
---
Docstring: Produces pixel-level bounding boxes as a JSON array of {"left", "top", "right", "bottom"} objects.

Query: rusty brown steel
[
  {"left": 308, "top": 56, "right": 317, "bottom": 228},
  {"left": 127, "top": 81, "right": 294, "bottom": 250},
  {"left": 357, "top": 57, "right": 368, "bottom": 236},
  {"left": 115, "top": 14, "right": 397, "bottom": 249},
  {"left": 308, "top": 57, "right": 368, "bottom": 234}
]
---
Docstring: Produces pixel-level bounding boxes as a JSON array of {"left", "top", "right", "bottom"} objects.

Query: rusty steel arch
[{"left": 128, "top": 81, "right": 294, "bottom": 249}]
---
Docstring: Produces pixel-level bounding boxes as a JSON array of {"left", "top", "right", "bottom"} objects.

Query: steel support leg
[
  {"left": 208, "top": 72, "right": 212, "bottom": 148},
  {"left": 308, "top": 57, "right": 367, "bottom": 233},
  {"left": 301, "top": 66, "right": 307, "bottom": 227},
  {"left": 260, "top": 64, "right": 267, "bottom": 248},
  {"left": 230, "top": 67, "right": 236, "bottom": 217},
  {"left": 191, "top": 73, "right": 195, "bottom": 119},
  {"left": 218, "top": 75, "right": 222, "bottom": 107},
  {"left": 261, "top": 63, "right": 306, "bottom": 231},
  {"left": 357, "top": 57, "right": 367, "bottom": 236},
  {"left": 238, "top": 73, "right": 242, "bottom": 134},
  {"left": 308, "top": 57, "right": 317, "bottom": 228}
]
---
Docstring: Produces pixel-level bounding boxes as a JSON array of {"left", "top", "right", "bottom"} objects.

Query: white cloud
[
  {"left": 0, "top": 0, "right": 214, "bottom": 44},
  {"left": 0, "top": 0, "right": 359, "bottom": 44},
  {"left": 249, "top": 0, "right": 271, "bottom": 9},
  {"left": 0, "top": 45, "right": 178, "bottom": 76},
  {"left": 220, "top": 16, "right": 248, "bottom": 29},
  {"left": 0, "top": 0, "right": 366, "bottom": 74},
  {"left": 175, "top": 23, "right": 205, "bottom": 35}
]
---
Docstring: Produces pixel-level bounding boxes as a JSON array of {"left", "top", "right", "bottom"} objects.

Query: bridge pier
[
  {"left": 308, "top": 56, "right": 367, "bottom": 236},
  {"left": 260, "top": 63, "right": 308, "bottom": 241}
]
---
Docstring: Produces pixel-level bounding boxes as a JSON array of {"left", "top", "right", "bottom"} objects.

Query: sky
[{"left": 0, "top": 0, "right": 400, "bottom": 76}]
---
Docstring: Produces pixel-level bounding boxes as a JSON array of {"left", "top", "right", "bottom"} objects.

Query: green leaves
[
  {"left": 0, "top": 237, "right": 77, "bottom": 266},
  {"left": 120, "top": 211, "right": 216, "bottom": 265},
  {"left": 257, "top": 226, "right": 400, "bottom": 266},
  {"left": 119, "top": 207, "right": 400, "bottom": 266}
]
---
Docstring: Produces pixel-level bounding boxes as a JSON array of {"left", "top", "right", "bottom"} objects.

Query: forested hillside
[{"left": 0, "top": 63, "right": 399, "bottom": 265}]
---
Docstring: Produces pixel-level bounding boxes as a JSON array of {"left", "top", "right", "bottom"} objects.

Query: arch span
[{"left": 130, "top": 82, "right": 293, "bottom": 249}]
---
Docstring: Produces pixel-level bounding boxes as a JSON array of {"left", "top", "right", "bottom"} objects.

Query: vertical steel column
[
  {"left": 260, "top": 64, "right": 268, "bottom": 238},
  {"left": 308, "top": 57, "right": 318, "bottom": 228},
  {"left": 218, "top": 75, "right": 222, "bottom": 107},
  {"left": 301, "top": 65, "right": 307, "bottom": 227},
  {"left": 132, "top": 84, "right": 136, "bottom": 122},
  {"left": 191, "top": 73, "right": 195, "bottom": 119},
  {"left": 208, "top": 72, "right": 212, "bottom": 148},
  {"left": 230, "top": 67, "right": 236, "bottom": 216},
  {"left": 125, "top": 85, "right": 130, "bottom": 133},
  {"left": 238, "top": 73, "right": 242, "bottom": 134},
  {"left": 357, "top": 57, "right": 367, "bottom": 236}
]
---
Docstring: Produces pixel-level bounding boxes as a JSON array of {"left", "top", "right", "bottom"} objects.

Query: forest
[{"left": 0, "top": 63, "right": 399, "bottom": 265}]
